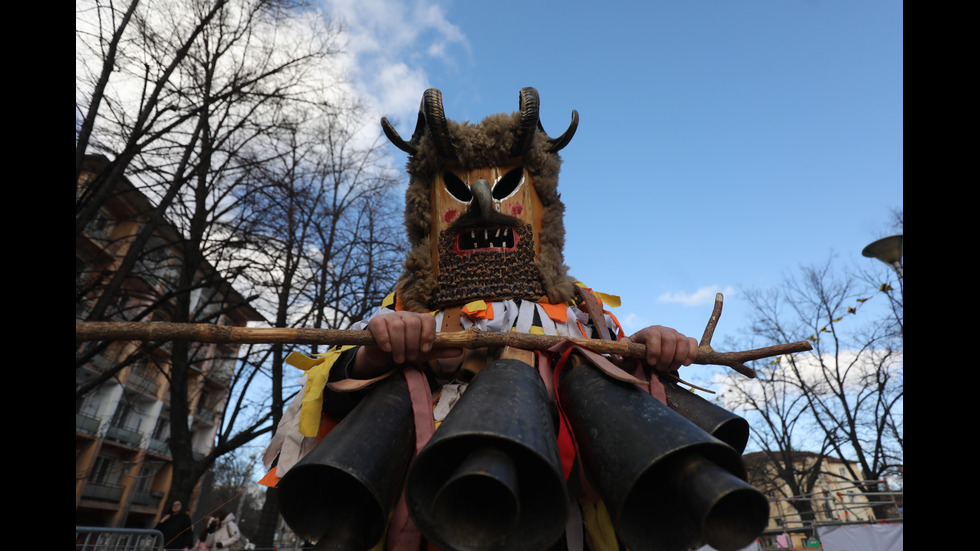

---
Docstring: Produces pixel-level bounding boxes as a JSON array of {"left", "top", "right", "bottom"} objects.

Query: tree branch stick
[
  {"left": 76, "top": 321, "right": 811, "bottom": 378},
  {"left": 700, "top": 293, "right": 725, "bottom": 348}
]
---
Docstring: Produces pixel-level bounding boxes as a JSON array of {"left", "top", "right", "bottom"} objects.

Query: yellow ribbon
[
  {"left": 578, "top": 497, "right": 619, "bottom": 551},
  {"left": 286, "top": 346, "right": 356, "bottom": 437},
  {"left": 573, "top": 280, "right": 622, "bottom": 308},
  {"left": 594, "top": 291, "right": 621, "bottom": 308}
]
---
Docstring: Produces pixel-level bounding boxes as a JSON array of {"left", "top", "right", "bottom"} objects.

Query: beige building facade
[
  {"left": 75, "top": 156, "right": 261, "bottom": 528},
  {"left": 742, "top": 451, "right": 902, "bottom": 549}
]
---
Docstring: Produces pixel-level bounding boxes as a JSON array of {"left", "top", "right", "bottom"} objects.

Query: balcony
[
  {"left": 76, "top": 412, "right": 101, "bottom": 435},
  {"left": 126, "top": 371, "right": 159, "bottom": 396},
  {"left": 131, "top": 490, "right": 164, "bottom": 509},
  {"left": 82, "top": 482, "right": 123, "bottom": 503},
  {"left": 76, "top": 354, "right": 115, "bottom": 376},
  {"left": 208, "top": 364, "right": 233, "bottom": 386},
  {"left": 194, "top": 408, "right": 215, "bottom": 426},
  {"left": 105, "top": 425, "right": 143, "bottom": 448},
  {"left": 147, "top": 438, "right": 171, "bottom": 457}
]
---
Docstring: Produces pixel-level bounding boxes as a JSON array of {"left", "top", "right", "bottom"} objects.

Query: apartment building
[
  {"left": 75, "top": 155, "right": 262, "bottom": 528},
  {"left": 742, "top": 450, "right": 902, "bottom": 548}
]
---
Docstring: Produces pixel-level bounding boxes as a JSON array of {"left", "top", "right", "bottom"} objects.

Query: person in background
[
  {"left": 207, "top": 510, "right": 244, "bottom": 550},
  {"left": 155, "top": 500, "right": 194, "bottom": 550}
]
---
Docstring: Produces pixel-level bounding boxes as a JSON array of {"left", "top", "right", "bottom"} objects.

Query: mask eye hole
[
  {"left": 492, "top": 167, "right": 524, "bottom": 201},
  {"left": 443, "top": 172, "right": 472, "bottom": 203}
]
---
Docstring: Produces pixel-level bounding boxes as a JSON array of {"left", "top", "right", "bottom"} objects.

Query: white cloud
[
  {"left": 658, "top": 285, "right": 736, "bottom": 307},
  {"left": 318, "top": 0, "right": 470, "bottom": 124},
  {"left": 373, "top": 62, "right": 430, "bottom": 119},
  {"left": 711, "top": 349, "right": 903, "bottom": 412}
]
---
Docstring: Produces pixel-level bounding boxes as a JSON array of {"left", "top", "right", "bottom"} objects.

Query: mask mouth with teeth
[
  {"left": 455, "top": 226, "right": 518, "bottom": 254},
  {"left": 434, "top": 219, "right": 542, "bottom": 307},
  {"left": 382, "top": 88, "right": 579, "bottom": 312}
]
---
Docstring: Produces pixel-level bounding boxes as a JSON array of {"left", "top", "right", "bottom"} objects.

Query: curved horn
[
  {"left": 381, "top": 110, "right": 425, "bottom": 156},
  {"left": 422, "top": 88, "right": 456, "bottom": 159},
  {"left": 545, "top": 109, "right": 579, "bottom": 153},
  {"left": 380, "top": 88, "right": 456, "bottom": 158},
  {"left": 516, "top": 87, "right": 579, "bottom": 154},
  {"left": 513, "top": 87, "right": 541, "bottom": 156}
]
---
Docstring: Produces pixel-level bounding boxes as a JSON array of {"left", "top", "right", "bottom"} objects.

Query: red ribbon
[{"left": 386, "top": 366, "right": 433, "bottom": 551}]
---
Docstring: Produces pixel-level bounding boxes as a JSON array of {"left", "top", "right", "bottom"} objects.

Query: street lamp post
[
  {"left": 862, "top": 233, "right": 903, "bottom": 339},
  {"left": 861, "top": 234, "right": 903, "bottom": 278}
]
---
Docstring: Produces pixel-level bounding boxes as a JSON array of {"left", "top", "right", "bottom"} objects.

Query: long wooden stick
[{"left": 75, "top": 320, "right": 811, "bottom": 378}]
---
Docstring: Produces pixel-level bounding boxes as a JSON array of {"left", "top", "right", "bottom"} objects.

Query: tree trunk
[{"left": 255, "top": 486, "right": 281, "bottom": 549}]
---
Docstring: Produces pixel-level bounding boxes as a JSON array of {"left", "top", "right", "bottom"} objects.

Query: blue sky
[{"left": 325, "top": 0, "right": 903, "bottom": 358}]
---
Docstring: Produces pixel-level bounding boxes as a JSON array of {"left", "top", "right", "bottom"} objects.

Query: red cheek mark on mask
[
  {"left": 510, "top": 204, "right": 523, "bottom": 217},
  {"left": 443, "top": 209, "right": 458, "bottom": 224}
]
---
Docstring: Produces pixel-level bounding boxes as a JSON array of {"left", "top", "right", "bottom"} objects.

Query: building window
[{"left": 89, "top": 455, "right": 121, "bottom": 486}]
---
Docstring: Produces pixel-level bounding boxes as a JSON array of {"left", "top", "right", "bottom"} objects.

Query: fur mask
[{"left": 382, "top": 88, "right": 578, "bottom": 312}]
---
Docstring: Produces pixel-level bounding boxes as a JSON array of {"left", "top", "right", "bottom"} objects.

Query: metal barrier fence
[{"left": 75, "top": 526, "right": 163, "bottom": 551}]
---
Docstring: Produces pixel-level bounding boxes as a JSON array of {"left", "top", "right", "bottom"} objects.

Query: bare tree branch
[{"left": 76, "top": 319, "right": 812, "bottom": 377}]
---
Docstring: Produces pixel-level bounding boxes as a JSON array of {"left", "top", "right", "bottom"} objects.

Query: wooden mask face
[
  {"left": 428, "top": 160, "right": 547, "bottom": 308},
  {"left": 382, "top": 88, "right": 579, "bottom": 312}
]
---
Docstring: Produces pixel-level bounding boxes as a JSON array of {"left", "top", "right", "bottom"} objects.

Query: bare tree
[
  {"left": 303, "top": 111, "right": 406, "bottom": 337},
  {"left": 228, "top": 119, "right": 332, "bottom": 547},
  {"left": 721, "top": 224, "right": 903, "bottom": 520},
  {"left": 732, "top": 359, "right": 836, "bottom": 525},
  {"left": 228, "top": 106, "right": 405, "bottom": 547},
  {"left": 75, "top": 0, "right": 234, "bottom": 236},
  {"left": 75, "top": 0, "right": 365, "bottom": 527}
]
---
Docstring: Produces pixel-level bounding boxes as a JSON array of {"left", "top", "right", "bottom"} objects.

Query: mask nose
[{"left": 469, "top": 179, "right": 493, "bottom": 221}]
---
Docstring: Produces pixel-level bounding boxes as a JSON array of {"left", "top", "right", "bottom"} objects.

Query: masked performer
[{"left": 263, "top": 88, "right": 766, "bottom": 551}]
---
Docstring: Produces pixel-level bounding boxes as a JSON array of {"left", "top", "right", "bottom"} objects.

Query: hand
[
  {"left": 353, "top": 312, "right": 462, "bottom": 378},
  {"left": 625, "top": 325, "right": 698, "bottom": 373}
]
